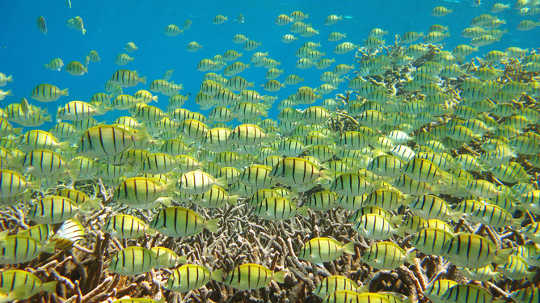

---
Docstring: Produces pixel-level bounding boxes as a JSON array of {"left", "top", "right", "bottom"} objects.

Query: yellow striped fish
[
  {"left": 213, "top": 263, "right": 286, "bottom": 290},
  {"left": 104, "top": 214, "right": 154, "bottom": 239},
  {"left": 151, "top": 246, "right": 187, "bottom": 269},
  {"left": 28, "top": 195, "right": 79, "bottom": 224},
  {"left": 412, "top": 227, "right": 454, "bottom": 256},
  {"left": 361, "top": 241, "right": 415, "bottom": 270},
  {"left": 0, "top": 234, "right": 54, "bottom": 264},
  {"left": 323, "top": 291, "right": 390, "bottom": 303},
  {"left": 0, "top": 269, "right": 57, "bottom": 300},
  {"left": 108, "top": 246, "right": 156, "bottom": 276},
  {"left": 313, "top": 275, "right": 360, "bottom": 298},
  {"left": 164, "top": 264, "right": 213, "bottom": 293},
  {"left": 113, "top": 177, "right": 172, "bottom": 209},
  {"left": 355, "top": 213, "right": 397, "bottom": 240},
  {"left": 443, "top": 233, "right": 510, "bottom": 268},
  {"left": 254, "top": 196, "right": 305, "bottom": 220},
  {"left": 440, "top": 284, "right": 495, "bottom": 303},
  {"left": 31, "top": 83, "right": 68, "bottom": 102},
  {"left": 150, "top": 206, "right": 218, "bottom": 237},
  {"left": 78, "top": 125, "right": 148, "bottom": 158},
  {"left": 298, "top": 237, "right": 355, "bottom": 264}
]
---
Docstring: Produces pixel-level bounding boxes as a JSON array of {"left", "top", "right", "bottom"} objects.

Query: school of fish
[{"left": 0, "top": 1, "right": 539, "bottom": 303}]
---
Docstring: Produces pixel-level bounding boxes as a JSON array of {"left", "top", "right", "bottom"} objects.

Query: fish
[
  {"left": 115, "top": 53, "right": 134, "bottom": 65},
  {"left": 164, "top": 264, "right": 213, "bottom": 292},
  {"left": 361, "top": 241, "right": 416, "bottom": 270},
  {"left": 298, "top": 237, "right": 355, "bottom": 264},
  {"left": 443, "top": 233, "right": 511, "bottom": 268},
  {"left": 440, "top": 284, "right": 495, "bottom": 303},
  {"left": 110, "top": 69, "right": 146, "bottom": 87},
  {"left": 66, "top": 16, "right": 86, "bottom": 35},
  {"left": 0, "top": 233, "right": 55, "bottom": 264},
  {"left": 44, "top": 58, "right": 64, "bottom": 71},
  {"left": 323, "top": 291, "right": 390, "bottom": 303},
  {"left": 213, "top": 14, "right": 228, "bottom": 24},
  {"left": 36, "top": 16, "right": 47, "bottom": 34},
  {"left": 313, "top": 275, "right": 360, "bottom": 298},
  {"left": 212, "top": 263, "right": 286, "bottom": 290},
  {"left": 432, "top": 6, "right": 453, "bottom": 16},
  {"left": 0, "top": 270, "right": 57, "bottom": 300},
  {"left": 125, "top": 41, "right": 138, "bottom": 52},
  {"left": 31, "top": 83, "right": 68, "bottom": 102},
  {"left": 149, "top": 206, "right": 219, "bottom": 237},
  {"left": 0, "top": 90, "right": 11, "bottom": 101},
  {"left": 108, "top": 246, "right": 157, "bottom": 276}
]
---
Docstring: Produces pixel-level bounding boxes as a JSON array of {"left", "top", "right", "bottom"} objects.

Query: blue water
[{"left": 0, "top": 0, "right": 538, "bottom": 129}]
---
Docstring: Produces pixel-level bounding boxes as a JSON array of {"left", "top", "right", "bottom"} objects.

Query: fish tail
[
  {"left": 406, "top": 250, "right": 417, "bottom": 264},
  {"left": 41, "top": 281, "right": 58, "bottom": 293},
  {"left": 342, "top": 241, "right": 356, "bottom": 255},
  {"left": 205, "top": 218, "right": 219, "bottom": 233},
  {"left": 273, "top": 270, "right": 286, "bottom": 284},
  {"left": 41, "top": 241, "right": 56, "bottom": 254},
  {"left": 227, "top": 195, "right": 239, "bottom": 206}
]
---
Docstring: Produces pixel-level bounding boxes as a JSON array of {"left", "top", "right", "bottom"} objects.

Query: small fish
[
  {"left": 110, "top": 69, "right": 146, "bottom": 87},
  {"left": 28, "top": 196, "right": 81, "bottom": 224},
  {"left": 112, "top": 298, "right": 164, "bottom": 303},
  {"left": 165, "top": 24, "right": 183, "bottom": 36},
  {"left": 0, "top": 233, "right": 55, "bottom": 264},
  {"left": 313, "top": 275, "right": 360, "bottom": 298},
  {"left": 0, "top": 269, "right": 57, "bottom": 300},
  {"left": 213, "top": 14, "right": 228, "bottom": 24},
  {"left": 424, "top": 279, "right": 458, "bottom": 303},
  {"left": 0, "top": 90, "right": 12, "bottom": 101},
  {"left": 150, "top": 206, "right": 219, "bottom": 237},
  {"left": 432, "top": 6, "right": 453, "bottom": 16},
  {"left": 151, "top": 246, "right": 187, "bottom": 269},
  {"left": 0, "top": 73, "right": 13, "bottom": 86},
  {"left": 104, "top": 214, "right": 154, "bottom": 239},
  {"left": 186, "top": 41, "right": 203, "bottom": 52},
  {"left": 361, "top": 241, "right": 416, "bottom": 270},
  {"left": 125, "top": 41, "right": 138, "bottom": 52},
  {"left": 164, "top": 264, "right": 213, "bottom": 293},
  {"left": 441, "top": 284, "right": 494, "bottom": 303},
  {"left": 37, "top": 16, "right": 47, "bottom": 34},
  {"left": 212, "top": 263, "right": 286, "bottom": 290},
  {"left": 323, "top": 291, "right": 390, "bottom": 303},
  {"left": 108, "top": 246, "right": 157, "bottom": 276},
  {"left": 235, "top": 13, "right": 245, "bottom": 24},
  {"left": 163, "top": 69, "right": 174, "bottom": 80},
  {"left": 65, "top": 61, "right": 87, "bottom": 76},
  {"left": 298, "top": 237, "right": 355, "bottom": 264},
  {"left": 78, "top": 125, "right": 149, "bottom": 158},
  {"left": 115, "top": 53, "right": 134, "bottom": 65},
  {"left": 112, "top": 177, "right": 172, "bottom": 209},
  {"left": 66, "top": 16, "right": 86, "bottom": 35},
  {"left": 412, "top": 228, "right": 454, "bottom": 256},
  {"left": 44, "top": 58, "right": 64, "bottom": 71},
  {"left": 511, "top": 287, "right": 539, "bottom": 303},
  {"left": 443, "top": 233, "right": 511, "bottom": 268}
]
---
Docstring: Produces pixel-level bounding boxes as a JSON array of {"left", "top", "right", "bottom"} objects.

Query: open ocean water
[{"left": 1, "top": 0, "right": 538, "bottom": 122}]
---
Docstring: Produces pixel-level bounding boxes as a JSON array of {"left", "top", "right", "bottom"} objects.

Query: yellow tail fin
[
  {"left": 342, "top": 241, "right": 356, "bottom": 255},
  {"left": 273, "top": 270, "right": 286, "bottom": 284},
  {"left": 205, "top": 218, "right": 220, "bottom": 233},
  {"left": 41, "top": 281, "right": 58, "bottom": 293}
]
